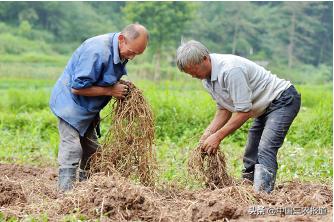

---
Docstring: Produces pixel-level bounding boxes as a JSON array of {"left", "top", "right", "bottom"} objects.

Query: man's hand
[
  {"left": 201, "top": 111, "right": 252, "bottom": 155},
  {"left": 199, "top": 129, "right": 213, "bottom": 146},
  {"left": 120, "top": 80, "right": 134, "bottom": 89},
  {"left": 201, "top": 133, "right": 222, "bottom": 155},
  {"left": 108, "top": 82, "right": 129, "bottom": 99}
]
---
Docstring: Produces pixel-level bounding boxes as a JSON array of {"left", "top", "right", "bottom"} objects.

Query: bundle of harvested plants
[
  {"left": 188, "top": 145, "right": 234, "bottom": 189},
  {"left": 91, "top": 80, "right": 156, "bottom": 186}
]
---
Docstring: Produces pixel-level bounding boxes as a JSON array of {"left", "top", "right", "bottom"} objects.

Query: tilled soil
[{"left": 0, "top": 163, "right": 332, "bottom": 221}]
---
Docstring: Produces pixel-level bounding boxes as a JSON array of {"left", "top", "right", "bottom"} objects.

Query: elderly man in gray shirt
[{"left": 176, "top": 40, "right": 301, "bottom": 193}]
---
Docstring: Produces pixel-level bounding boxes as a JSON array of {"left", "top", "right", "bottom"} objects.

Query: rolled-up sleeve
[
  {"left": 71, "top": 44, "right": 103, "bottom": 89},
  {"left": 225, "top": 67, "right": 252, "bottom": 112}
]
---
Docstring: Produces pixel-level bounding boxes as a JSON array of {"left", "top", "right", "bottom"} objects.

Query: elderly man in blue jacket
[{"left": 50, "top": 24, "right": 149, "bottom": 191}]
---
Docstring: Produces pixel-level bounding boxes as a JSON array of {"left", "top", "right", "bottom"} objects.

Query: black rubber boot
[
  {"left": 58, "top": 168, "right": 76, "bottom": 192},
  {"left": 242, "top": 171, "right": 254, "bottom": 182},
  {"left": 253, "top": 164, "right": 276, "bottom": 193},
  {"left": 78, "top": 169, "right": 90, "bottom": 182}
]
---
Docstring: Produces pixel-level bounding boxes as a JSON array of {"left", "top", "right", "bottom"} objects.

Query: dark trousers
[{"left": 243, "top": 85, "right": 301, "bottom": 174}]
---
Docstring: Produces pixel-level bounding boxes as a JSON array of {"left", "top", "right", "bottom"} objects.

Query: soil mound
[{"left": 0, "top": 179, "right": 26, "bottom": 207}]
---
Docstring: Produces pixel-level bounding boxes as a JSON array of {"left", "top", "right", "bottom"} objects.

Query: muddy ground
[{"left": 0, "top": 163, "right": 332, "bottom": 221}]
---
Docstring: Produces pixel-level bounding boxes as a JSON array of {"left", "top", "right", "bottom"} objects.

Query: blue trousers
[{"left": 243, "top": 85, "right": 301, "bottom": 174}]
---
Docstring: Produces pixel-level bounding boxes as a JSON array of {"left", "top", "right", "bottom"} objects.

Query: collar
[
  {"left": 209, "top": 54, "right": 218, "bottom": 82},
  {"left": 113, "top": 32, "right": 123, "bottom": 64}
]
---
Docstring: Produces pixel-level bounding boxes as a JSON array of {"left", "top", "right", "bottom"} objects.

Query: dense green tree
[
  {"left": 281, "top": 2, "right": 319, "bottom": 67},
  {"left": 186, "top": 2, "right": 226, "bottom": 52},
  {"left": 89, "top": 2, "right": 126, "bottom": 30},
  {"left": 122, "top": 2, "right": 195, "bottom": 80},
  {"left": 221, "top": 2, "right": 260, "bottom": 56},
  {"left": 191, "top": 1, "right": 332, "bottom": 68},
  {"left": 314, "top": 2, "right": 333, "bottom": 66},
  {"left": 0, "top": 2, "right": 116, "bottom": 42},
  {"left": 190, "top": 2, "right": 271, "bottom": 57},
  {"left": 263, "top": 2, "right": 332, "bottom": 68}
]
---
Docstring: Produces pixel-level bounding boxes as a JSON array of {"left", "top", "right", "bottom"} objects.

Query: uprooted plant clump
[
  {"left": 188, "top": 145, "right": 234, "bottom": 189},
  {"left": 90, "top": 80, "right": 157, "bottom": 186}
]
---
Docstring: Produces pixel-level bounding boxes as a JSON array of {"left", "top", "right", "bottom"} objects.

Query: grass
[{"left": 0, "top": 61, "right": 332, "bottom": 186}]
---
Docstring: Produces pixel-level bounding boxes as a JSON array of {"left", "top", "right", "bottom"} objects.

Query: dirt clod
[{"left": 0, "top": 179, "right": 26, "bottom": 207}]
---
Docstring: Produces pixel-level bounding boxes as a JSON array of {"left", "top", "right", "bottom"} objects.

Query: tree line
[{"left": 0, "top": 1, "right": 332, "bottom": 80}]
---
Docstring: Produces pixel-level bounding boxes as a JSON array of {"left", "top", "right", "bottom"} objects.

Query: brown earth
[{"left": 0, "top": 163, "right": 332, "bottom": 221}]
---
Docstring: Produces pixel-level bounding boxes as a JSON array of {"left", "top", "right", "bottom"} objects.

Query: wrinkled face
[
  {"left": 118, "top": 34, "right": 148, "bottom": 60},
  {"left": 183, "top": 57, "right": 211, "bottom": 79}
]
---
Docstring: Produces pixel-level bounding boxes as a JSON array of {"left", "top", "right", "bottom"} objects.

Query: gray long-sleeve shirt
[{"left": 203, "top": 54, "right": 291, "bottom": 117}]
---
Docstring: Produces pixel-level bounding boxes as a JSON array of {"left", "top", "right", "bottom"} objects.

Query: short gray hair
[
  {"left": 121, "top": 23, "right": 149, "bottom": 41},
  {"left": 176, "top": 40, "right": 210, "bottom": 72}
]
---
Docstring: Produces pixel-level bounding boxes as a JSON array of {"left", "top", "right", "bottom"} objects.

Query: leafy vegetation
[{"left": 0, "top": 0, "right": 332, "bottom": 187}]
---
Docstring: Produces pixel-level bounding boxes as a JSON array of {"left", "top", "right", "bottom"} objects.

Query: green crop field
[{"left": 0, "top": 61, "right": 332, "bottom": 188}]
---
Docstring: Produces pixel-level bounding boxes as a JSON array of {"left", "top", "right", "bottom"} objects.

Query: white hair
[{"left": 176, "top": 40, "right": 210, "bottom": 72}]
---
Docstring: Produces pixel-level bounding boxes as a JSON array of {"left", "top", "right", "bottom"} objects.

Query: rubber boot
[
  {"left": 242, "top": 171, "right": 254, "bottom": 182},
  {"left": 58, "top": 168, "right": 76, "bottom": 192},
  {"left": 253, "top": 164, "right": 276, "bottom": 193},
  {"left": 78, "top": 168, "right": 90, "bottom": 182}
]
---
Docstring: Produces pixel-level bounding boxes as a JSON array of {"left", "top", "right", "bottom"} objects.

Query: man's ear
[{"left": 118, "top": 34, "right": 125, "bottom": 42}]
